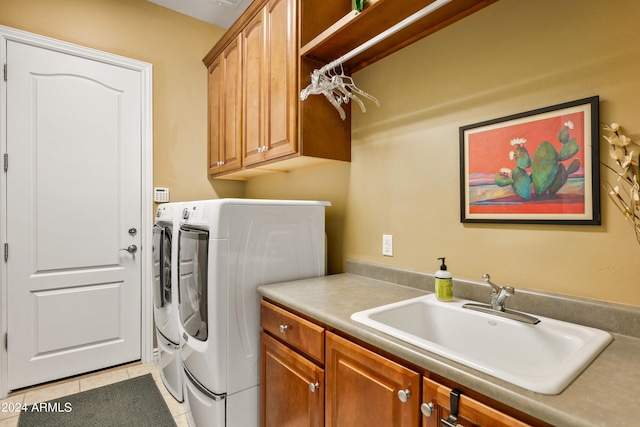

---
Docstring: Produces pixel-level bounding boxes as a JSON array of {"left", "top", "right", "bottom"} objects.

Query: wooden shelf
[
  {"left": 300, "top": 0, "right": 498, "bottom": 73},
  {"left": 203, "top": 0, "right": 497, "bottom": 180}
]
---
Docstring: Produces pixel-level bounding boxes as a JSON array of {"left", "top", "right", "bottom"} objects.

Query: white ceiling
[{"left": 147, "top": 0, "right": 253, "bottom": 29}]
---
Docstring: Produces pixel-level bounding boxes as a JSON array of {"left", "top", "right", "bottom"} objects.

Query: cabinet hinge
[
  {"left": 3, "top": 64, "right": 6, "bottom": 82},
  {"left": 3, "top": 333, "right": 7, "bottom": 351},
  {"left": 3, "top": 243, "right": 7, "bottom": 262},
  {"left": 3, "top": 153, "right": 7, "bottom": 172}
]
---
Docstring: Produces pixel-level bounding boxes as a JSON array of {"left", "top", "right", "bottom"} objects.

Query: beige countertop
[{"left": 258, "top": 273, "right": 640, "bottom": 427}]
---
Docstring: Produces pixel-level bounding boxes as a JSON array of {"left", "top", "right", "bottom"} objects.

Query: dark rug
[{"left": 18, "top": 373, "right": 176, "bottom": 427}]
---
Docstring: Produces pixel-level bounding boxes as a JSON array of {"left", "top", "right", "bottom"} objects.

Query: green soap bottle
[{"left": 435, "top": 257, "right": 453, "bottom": 301}]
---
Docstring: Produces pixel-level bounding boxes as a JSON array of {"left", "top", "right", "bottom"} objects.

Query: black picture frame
[{"left": 460, "top": 96, "right": 600, "bottom": 225}]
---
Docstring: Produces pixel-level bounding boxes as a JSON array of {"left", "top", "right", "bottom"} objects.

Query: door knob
[{"left": 120, "top": 244, "right": 137, "bottom": 254}]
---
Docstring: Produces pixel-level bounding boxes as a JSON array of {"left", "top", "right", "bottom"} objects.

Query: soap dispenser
[{"left": 435, "top": 257, "right": 453, "bottom": 301}]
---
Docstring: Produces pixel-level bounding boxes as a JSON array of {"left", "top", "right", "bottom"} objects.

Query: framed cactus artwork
[{"left": 460, "top": 96, "right": 600, "bottom": 224}]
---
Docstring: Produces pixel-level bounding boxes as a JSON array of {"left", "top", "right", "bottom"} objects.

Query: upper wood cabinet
[
  {"left": 205, "top": 0, "right": 350, "bottom": 179},
  {"left": 204, "top": 0, "right": 497, "bottom": 179},
  {"left": 243, "top": 0, "right": 297, "bottom": 168},
  {"left": 264, "top": 0, "right": 298, "bottom": 161},
  {"left": 207, "top": 35, "right": 242, "bottom": 174},
  {"left": 241, "top": 8, "right": 265, "bottom": 167}
]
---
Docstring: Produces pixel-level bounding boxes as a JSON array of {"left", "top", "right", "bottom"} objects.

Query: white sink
[{"left": 350, "top": 294, "right": 612, "bottom": 394}]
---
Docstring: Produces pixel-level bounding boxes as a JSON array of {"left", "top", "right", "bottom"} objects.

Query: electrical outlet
[{"left": 382, "top": 234, "right": 393, "bottom": 256}]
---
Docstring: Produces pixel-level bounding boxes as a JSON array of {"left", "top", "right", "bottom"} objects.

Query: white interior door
[{"left": 4, "top": 36, "right": 146, "bottom": 390}]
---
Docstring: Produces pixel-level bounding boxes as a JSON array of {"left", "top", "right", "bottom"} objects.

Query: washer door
[
  {"left": 152, "top": 224, "right": 172, "bottom": 309},
  {"left": 178, "top": 227, "right": 209, "bottom": 341}
]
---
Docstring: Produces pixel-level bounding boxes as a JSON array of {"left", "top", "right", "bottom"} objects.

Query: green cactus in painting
[
  {"left": 494, "top": 122, "right": 580, "bottom": 199},
  {"left": 511, "top": 166, "right": 532, "bottom": 199}
]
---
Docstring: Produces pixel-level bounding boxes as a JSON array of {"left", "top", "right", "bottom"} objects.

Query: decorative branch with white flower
[{"left": 602, "top": 123, "right": 640, "bottom": 243}]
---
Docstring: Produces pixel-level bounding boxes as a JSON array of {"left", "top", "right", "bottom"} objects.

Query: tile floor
[{"left": 0, "top": 362, "right": 188, "bottom": 427}]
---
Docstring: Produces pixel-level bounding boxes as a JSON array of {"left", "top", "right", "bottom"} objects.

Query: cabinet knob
[
  {"left": 420, "top": 402, "right": 435, "bottom": 417},
  {"left": 309, "top": 381, "right": 320, "bottom": 393},
  {"left": 397, "top": 389, "right": 411, "bottom": 403},
  {"left": 279, "top": 324, "right": 289, "bottom": 333}
]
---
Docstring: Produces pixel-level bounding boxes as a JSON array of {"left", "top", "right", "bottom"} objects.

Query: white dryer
[
  {"left": 177, "top": 199, "right": 329, "bottom": 427},
  {"left": 152, "top": 202, "right": 184, "bottom": 402}
]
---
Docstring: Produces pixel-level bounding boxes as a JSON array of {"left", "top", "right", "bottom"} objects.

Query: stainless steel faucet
[
  {"left": 462, "top": 274, "right": 540, "bottom": 324},
  {"left": 482, "top": 273, "right": 514, "bottom": 312}
]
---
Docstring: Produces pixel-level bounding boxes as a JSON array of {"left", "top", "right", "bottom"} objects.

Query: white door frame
[{"left": 0, "top": 25, "right": 154, "bottom": 398}]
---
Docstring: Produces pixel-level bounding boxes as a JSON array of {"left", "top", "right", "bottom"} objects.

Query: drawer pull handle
[
  {"left": 421, "top": 402, "right": 435, "bottom": 417},
  {"left": 279, "top": 324, "right": 289, "bottom": 333},
  {"left": 309, "top": 381, "right": 320, "bottom": 393},
  {"left": 397, "top": 389, "right": 411, "bottom": 403}
]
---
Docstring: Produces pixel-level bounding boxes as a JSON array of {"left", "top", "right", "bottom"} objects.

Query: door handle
[{"left": 119, "top": 244, "right": 137, "bottom": 254}]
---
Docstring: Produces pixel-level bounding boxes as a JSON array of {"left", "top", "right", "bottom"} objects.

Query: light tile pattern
[{"left": 0, "top": 362, "right": 187, "bottom": 426}]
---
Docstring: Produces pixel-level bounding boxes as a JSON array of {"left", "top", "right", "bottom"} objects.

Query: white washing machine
[
  {"left": 177, "top": 199, "right": 329, "bottom": 427},
  {"left": 152, "top": 202, "right": 184, "bottom": 402}
]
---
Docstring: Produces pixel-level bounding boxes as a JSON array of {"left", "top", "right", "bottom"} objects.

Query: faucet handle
[
  {"left": 483, "top": 273, "right": 515, "bottom": 299},
  {"left": 483, "top": 274, "right": 516, "bottom": 312},
  {"left": 482, "top": 273, "right": 501, "bottom": 294}
]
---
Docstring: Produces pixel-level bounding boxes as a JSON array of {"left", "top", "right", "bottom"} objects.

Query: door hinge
[
  {"left": 3, "top": 243, "right": 7, "bottom": 262},
  {"left": 3, "top": 153, "right": 7, "bottom": 172},
  {"left": 4, "top": 333, "right": 7, "bottom": 351},
  {"left": 3, "top": 64, "right": 6, "bottom": 82}
]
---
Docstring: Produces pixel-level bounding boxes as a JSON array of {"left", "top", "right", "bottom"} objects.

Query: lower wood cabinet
[
  {"left": 325, "top": 332, "right": 420, "bottom": 426},
  {"left": 260, "top": 299, "right": 543, "bottom": 427},
  {"left": 260, "top": 331, "right": 324, "bottom": 427}
]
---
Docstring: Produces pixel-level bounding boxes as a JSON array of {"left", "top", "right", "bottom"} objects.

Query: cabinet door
[
  {"left": 263, "top": 0, "right": 297, "bottom": 160},
  {"left": 260, "top": 331, "right": 324, "bottom": 427},
  {"left": 208, "top": 36, "right": 243, "bottom": 175},
  {"left": 422, "top": 377, "right": 533, "bottom": 427},
  {"left": 221, "top": 35, "right": 243, "bottom": 172},
  {"left": 242, "top": 8, "right": 266, "bottom": 166},
  {"left": 207, "top": 58, "right": 223, "bottom": 175},
  {"left": 326, "top": 332, "right": 420, "bottom": 427}
]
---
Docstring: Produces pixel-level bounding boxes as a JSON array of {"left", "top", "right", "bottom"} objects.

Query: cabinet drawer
[{"left": 260, "top": 300, "right": 325, "bottom": 364}]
